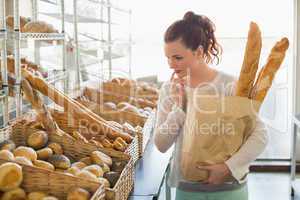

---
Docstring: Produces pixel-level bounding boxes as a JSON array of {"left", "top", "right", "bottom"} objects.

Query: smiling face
[{"left": 164, "top": 39, "right": 204, "bottom": 79}]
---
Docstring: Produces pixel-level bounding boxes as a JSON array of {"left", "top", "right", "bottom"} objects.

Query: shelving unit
[
  {"left": 8, "top": 0, "right": 67, "bottom": 119},
  {"left": 0, "top": 0, "right": 9, "bottom": 127}
]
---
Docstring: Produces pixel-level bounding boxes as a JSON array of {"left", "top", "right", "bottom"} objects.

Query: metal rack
[
  {"left": 72, "top": 0, "right": 132, "bottom": 85},
  {"left": 9, "top": 0, "right": 67, "bottom": 119},
  {"left": 0, "top": 0, "right": 9, "bottom": 127}
]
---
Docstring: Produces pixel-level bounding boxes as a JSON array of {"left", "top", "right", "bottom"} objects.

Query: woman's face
[{"left": 164, "top": 39, "right": 203, "bottom": 79}]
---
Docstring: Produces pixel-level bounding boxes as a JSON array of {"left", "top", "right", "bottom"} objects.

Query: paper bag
[{"left": 180, "top": 91, "right": 261, "bottom": 181}]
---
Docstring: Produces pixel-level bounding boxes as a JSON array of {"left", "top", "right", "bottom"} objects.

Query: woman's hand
[
  {"left": 197, "top": 163, "right": 232, "bottom": 185},
  {"left": 170, "top": 72, "right": 186, "bottom": 109}
]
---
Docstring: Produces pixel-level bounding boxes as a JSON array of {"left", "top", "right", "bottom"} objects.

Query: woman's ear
[{"left": 195, "top": 45, "right": 204, "bottom": 59}]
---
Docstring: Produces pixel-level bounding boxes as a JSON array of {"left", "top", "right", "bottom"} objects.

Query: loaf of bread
[
  {"left": 0, "top": 162, "right": 23, "bottom": 192},
  {"left": 79, "top": 157, "right": 93, "bottom": 165},
  {"left": 235, "top": 22, "right": 262, "bottom": 97},
  {"left": 76, "top": 170, "right": 98, "bottom": 182},
  {"left": 14, "top": 156, "right": 33, "bottom": 166},
  {"left": 27, "top": 130, "right": 48, "bottom": 150},
  {"left": 13, "top": 146, "right": 37, "bottom": 162},
  {"left": 71, "top": 162, "right": 87, "bottom": 170},
  {"left": 23, "top": 21, "right": 58, "bottom": 33},
  {"left": 90, "top": 151, "right": 113, "bottom": 167},
  {"left": 0, "top": 150, "right": 15, "bottom": 161},
  {"left": 47, "top": 143, "right": 63, "bottom": 155},
  {"left": 67, "top": 166, "right": 80, "bottom": 176},
  {"left": 48, "top": 155, "right": 71, "bottom": 169},
  {"left": 1, "top": 187, "right": 26, "bottom": 200},
  {"left": 97, "top": 177, "right": 110, "bottom": 188},
  {"left": 36, "top": 147, "right": 53, "bottom": 160},
  {"left": 33, "top": 160, "right": 55, "bottom": 171},
  {"left": 250, "top": 37, "right": 289, "bottom": 102},
  {"left": 82, "top": 165, "right": 104, "bottom": 177},
  {"left": 6, "top": 15, "right": 30, "bottom": 32},
  {"left": 0, "top": 140, "right": 16, "bottom": 151},
  {"left": 67, "top": 187, "right": 90, "bottom": 200},
  {"left": 27, "top": 191, "right": 47, "bottom": 200}
]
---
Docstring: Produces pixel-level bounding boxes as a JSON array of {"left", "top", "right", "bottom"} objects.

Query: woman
[{"left": 154, "top": 11, "right": 268, "bottom": 200}]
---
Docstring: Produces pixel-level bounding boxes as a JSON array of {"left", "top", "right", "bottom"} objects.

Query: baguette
[
  {"left": 21, "top": 68, "right": 133, "bottom": 143},
  {"left": 250, "top": 37, "right": 289, "bottom": 102},
  {"left": 235, "top": 22, "right": 262, "bottom": 97}
]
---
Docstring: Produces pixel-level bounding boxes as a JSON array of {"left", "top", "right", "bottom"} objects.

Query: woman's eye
[{"left": 175, "top": 57, "right": 183, "bottom": 60}]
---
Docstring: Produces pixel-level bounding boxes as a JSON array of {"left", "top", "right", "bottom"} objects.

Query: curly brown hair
[{"left": 164, "top": 11, "right": 222, "bottom": 65}]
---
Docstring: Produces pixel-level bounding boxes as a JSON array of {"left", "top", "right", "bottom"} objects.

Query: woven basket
[
  {"left": 50, "top": 107, "right": 141, "bottom": 163},
  {"left": 101, "top": 81, "right": 158, "bottom": 102},
  {"left": 83, "top": 87, "right": 156, "bottom": 109},
  {"left": 11, "top": 116, "right": 135, "bottom": 200},
  {"left": 0, "top": 126, "right": 105, "bottom": 200}
]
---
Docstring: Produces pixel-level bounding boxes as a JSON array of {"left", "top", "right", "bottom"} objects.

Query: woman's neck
[{"left": 188, "top": 63, "right": 218, "bottom": 88}]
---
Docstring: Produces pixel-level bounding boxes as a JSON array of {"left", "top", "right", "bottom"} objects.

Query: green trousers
[{"left": 175, "top": 184, "right": 248, "bottom": 200}]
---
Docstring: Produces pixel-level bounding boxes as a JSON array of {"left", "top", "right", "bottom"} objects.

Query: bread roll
[
  {"left": 0, "top": 140, "right": 16, "bottom": 151},
  {"left": 48, "top": 155, "right": 71, "bottom": 169},
  {"left": 102, "top": 163, "right": 110, "bottom": 173},
  {"left": 67, "top": 166, "right": 80, "bottom": 176},
  {"left": 27, "top": 191, "right": 47, "bottom": 200},
  {"left": 113, "top": 140, "right": 126, "bottom": 152},
  {"left": 117, "top": 102, "right": 131, "bottom": 110},
  {"left": 235, "top": 22, "right": 262, "bottom": 97},
  {"left": 23, "top": 21, "right": 58, "bottom": 33},
  {"left": 13, "top": 146, "right": 37, "bottom": 162},
  {"left": 42, "top": 196, "right": 59, "bottom": 200},
  {"left": 0, "top": 150, "right": 15, "bottom": 161},
  {"left": 79, "top": 157, "right": 92, "bottom": 165},
  {"left": 0, "top": 162, "right": 23, "bottom": 192},
  {"left": 82, "top": 165, "right": 104, "bottom": 177},
  {"left": 101, "top": 138, "right": 113, "bottom": 148},
  {"left": 71, "top": 162, "right": 87, "bottom": 170},
  {"left": 1, "top": 188, "right": 26, "bottom": 200},
  {"left": 37, "top": 147, "right": 53, "bottom": 160},
  {"left": 47, "top": 143, "right": 63, "bottom": 155},
  {"left": 76, "top": 170, "right": 98, "bottom": 182},
  {"left": 103, "top": 171, "right": 120, "bottom": 187},
  {"left": 14, "top": 156, "right": 33, "bottom": 166},
  {"left": 6, "top": 15, "right": 30, "bottom": 32},
  {"left": 120, "top": 105, "right": 140, "bottom": 115},
  {"left": 67, "top": 187, "right": 90, "bottom": 200},
  {"left": 90, "top": 151, "right": 112, "bottom": 167},
  {"left": 97, "top": 177, "right": 110, "bottom": 188},
  {"left": 27, "top": 131, "right": 48, "bottom": 150},
  {"left": 33, "top": 160, "right": 55, "bottom": 171},
  {"left": 250, "top": 37, "right": 289, "bottom": 102}
]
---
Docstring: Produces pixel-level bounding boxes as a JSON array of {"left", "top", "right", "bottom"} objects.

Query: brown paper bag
[{"left": 180, "top": 91, "right": 261, "bottom": 181}]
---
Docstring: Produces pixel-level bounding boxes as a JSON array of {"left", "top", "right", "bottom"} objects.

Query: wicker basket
[
  {"left": 50, "top": 108, "right": 141, "bottom": 163},
  {"left": 11, "top": 117, "right": 135, "bottom": 200},
  {"left": 83, "top": 87, "right": 156, "bottom": 109},
  {"left": 101, "top": 81, "right": 158, "bottom": 102},
  {"left": 0, "top": 126, "right": 105, "bottom": 200}
]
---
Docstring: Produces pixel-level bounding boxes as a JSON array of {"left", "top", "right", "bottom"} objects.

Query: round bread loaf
[
  {"left": 48, "top": 155, "right": 71, "bottom": 169},
  {"left": 36, "top": 147, "right": 53, "bottom": 160},
  {"left": 34, "top": 160, "right": 55, "bottom": 171},
  {"left": 82, "top": 165, "right": 103, "bottom": 177},
  {"left": 47, "top": 143, "right": 63, "bottom": 155},
  {"left": 90, "top": 151, "right": 112, "bottom": 167},
  {"left": 1, "top": 187, "right": 26, "bottom": 200},
  {"left": 27, "top": 191, "right": 47, "bottom": 200},
  {"left": 27, "top": 131, "right": 48, "bottom": 150},
  {"left": 0, "top": 162, "right": 23, "bottom": 192},
  {"left": 13, "top": 146, "right": 37, "bottom": 162},
  {"left": 67, "top": 187, "right": 90, "bottom": 200},
  {"left": 76, "top": 170, "right": 98, "bottom": 182},
  {"left": 0, "top": 150, "right": 14, "bottom": 161},
  {"left": 14, "top": 156, "right": 33, "bottom": 166}
]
